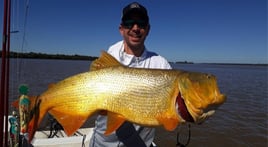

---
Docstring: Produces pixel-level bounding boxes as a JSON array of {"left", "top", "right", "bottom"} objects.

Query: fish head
[{"left": 178, "top": 72, "right": 226, "bottom": 124}]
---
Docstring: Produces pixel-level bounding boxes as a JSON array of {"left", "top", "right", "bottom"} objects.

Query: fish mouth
[
  {"left": 177, "top": 92, "right": 225, "bottom": 124},
  {"left": 176, "top": 92, "right": 194, "bottom": 122}
]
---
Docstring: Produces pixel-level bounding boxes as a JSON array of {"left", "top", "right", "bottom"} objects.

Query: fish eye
[{"left": 206, "top": 74, "right": 211, "bottom": 79}]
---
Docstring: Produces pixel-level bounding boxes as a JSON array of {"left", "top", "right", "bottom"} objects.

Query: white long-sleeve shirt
[{"left": 89, "top": 40, "right": 171, "bottom": 147}]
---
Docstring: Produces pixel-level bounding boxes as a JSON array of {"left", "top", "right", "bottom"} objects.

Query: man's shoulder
[
  {"left": 107, "top": 41, "right": 123, "bottom": 53},
  {"left": 145, "top": 50, "right": 168, "bottom": 62},
  {"left": 144, "top": 50, "right": 172, "bottom": 69},
  {"left": 146, "top": 50, "right": 164, "bottom": 59}
]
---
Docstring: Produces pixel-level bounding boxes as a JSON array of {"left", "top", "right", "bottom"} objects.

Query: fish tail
[
  {"left": 27, "top": 97, "right": 45, "bottom": 143},
  {"left": 27, "top": 110, "right": 39, "bottom": 143}
]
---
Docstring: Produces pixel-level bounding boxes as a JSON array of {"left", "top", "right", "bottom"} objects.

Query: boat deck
[{"left": 32, "top": 128, "right": 93, "bottom": 147}]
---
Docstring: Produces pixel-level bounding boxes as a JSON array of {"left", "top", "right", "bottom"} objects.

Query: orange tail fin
[
  {"left": 27, "top": 111, "right": 39, "bottom": 142},
  {"left": 27, "top": 98, "right": 44, "bottom": 143}
]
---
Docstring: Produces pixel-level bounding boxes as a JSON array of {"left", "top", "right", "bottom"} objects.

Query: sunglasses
[{"left": 122, "top": 20, "right": 148, "bottom": 29}]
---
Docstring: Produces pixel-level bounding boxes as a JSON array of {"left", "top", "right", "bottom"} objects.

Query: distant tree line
[
  {"left": 1, "top": 51, "right": 267, "bottom": 66},
  {"left": 175, "top": 61, "right": 194, "bottom": 64},
  {"left": 0, "top": 51, "right": 98, "bottom": 61}
]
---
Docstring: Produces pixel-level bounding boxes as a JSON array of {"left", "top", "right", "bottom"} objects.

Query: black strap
[
  {"left": 176, "top": 124, "right": 191, "bottom": 147},
  {"left": 116, "top": 121, "right": 147, "bottom": 147}
]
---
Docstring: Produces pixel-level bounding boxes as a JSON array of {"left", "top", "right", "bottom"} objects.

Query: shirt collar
[{"left": 119, "top": 44, "right": 148, "bottom": 66}]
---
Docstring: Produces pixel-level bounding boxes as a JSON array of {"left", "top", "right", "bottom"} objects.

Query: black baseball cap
[{"left": 121, "top": 2, "right": 149, "bottom": 23}]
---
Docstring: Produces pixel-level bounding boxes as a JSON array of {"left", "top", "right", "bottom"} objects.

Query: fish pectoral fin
[
  {"left": 104, "top": 112, "right": 126, "bottom": 135},
  {"left": 156, "top": 114, "right": 179, "bottom": 131},
  {"left": 49, "top": 108, "right": 88, "bottom": 136}
]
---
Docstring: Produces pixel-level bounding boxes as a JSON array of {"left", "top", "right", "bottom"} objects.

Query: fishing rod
[{"left": 1, "top": 0, "right": 11, "bottom": 146}]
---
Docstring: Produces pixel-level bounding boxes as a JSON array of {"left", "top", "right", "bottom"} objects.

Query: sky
[{"left": 0, "top": 0, "right": 267, "bottom": 64}]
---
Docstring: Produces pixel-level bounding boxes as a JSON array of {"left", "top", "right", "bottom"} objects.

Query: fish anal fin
[
  {"left": 156, "top": 114, "right": 179, "bottom": 131},
  {"left": 49, "top": 108, "right": 88, "bottom": 136},
  {"left": 104, "top": 112, "right": 126, "bottom": 135},
  {"left": 90, "top": 51, "right": 122, "bottom": 71}
]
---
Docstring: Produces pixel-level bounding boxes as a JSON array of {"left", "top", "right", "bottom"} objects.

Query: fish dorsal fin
[
  {"left": 48, "top": 83, "right": 56, "bottom": 89},
  {"left": 104, "top": 112, "right": 126, "bottom": 135},
  {"left": 90, "top": 51, "right": 122, "bottom": 71}
]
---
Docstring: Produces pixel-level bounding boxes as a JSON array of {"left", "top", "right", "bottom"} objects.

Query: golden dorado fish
[{"left": 24, "top": 51, "right": 226, "bottom": 142}]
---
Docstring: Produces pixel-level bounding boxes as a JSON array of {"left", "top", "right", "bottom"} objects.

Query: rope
[
  {"left": 81, "top": 134, "right": 86, "bottom": 147},
  {"left": 47, "top": 115, "right": 64, "bottom": 138},
  {"left": 46, "top": 115, "right": 88, "bottom": 147},
  {"left": 18, "top": 0, "right": 30, "bottom": 82}
]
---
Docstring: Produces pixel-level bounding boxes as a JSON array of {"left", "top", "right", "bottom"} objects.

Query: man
[{"left": 89, "top": 2, "right": 171, "bottom": 147}]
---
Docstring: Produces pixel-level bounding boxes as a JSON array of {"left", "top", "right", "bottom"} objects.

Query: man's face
[{"left": 120, "top": 13, "right": 150, "bottom": 48}]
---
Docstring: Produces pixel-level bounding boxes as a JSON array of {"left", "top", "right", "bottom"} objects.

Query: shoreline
[{"left": 1, "top": 51, "right": 267, "bottom": 66}]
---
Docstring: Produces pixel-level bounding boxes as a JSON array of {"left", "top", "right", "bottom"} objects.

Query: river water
[{"left": 5, "top": 58, "right": 268, "bottom": 147}]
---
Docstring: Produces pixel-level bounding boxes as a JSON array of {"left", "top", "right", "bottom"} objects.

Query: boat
[
  {"left": 6, "top": 115, "right": 92, "bottom": 147},
  {"left": 32, "top": 130, "right": 157, "bottom": 147},
  {"left": 7, "top": 115, "right": 157, "bottom": 147},
  {"left": 31, "top": 128, "right": 93, "bottom": 147}
]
